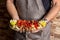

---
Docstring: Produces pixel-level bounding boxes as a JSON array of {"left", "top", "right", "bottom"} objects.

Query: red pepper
[
  {"left": 16, "top": 20, "right": 39, "bottom": 31},
  {"left": 17, "top": 20, "right": 23, "bottom": 27},
  {"left": 33, "top": 21, "right": 38, "bottom": 29}
]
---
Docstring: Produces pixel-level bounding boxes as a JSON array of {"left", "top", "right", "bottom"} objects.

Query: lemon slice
[{"left": 10, "top": 20, "right": 17, "bottom": 26}]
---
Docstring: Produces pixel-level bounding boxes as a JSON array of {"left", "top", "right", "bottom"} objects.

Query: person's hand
[
  {"left": 10, "top": 19, "right": 23, "bottom": 32},
  {"left": 10, "top": 19, "right": 47, "bottom": 33},
  {"left": 30, "top": 20, "right": 47, "bottom": 33},
  {"left": 29, "top": 24, "right": 43, "bottom": 33},
  {"left": 10, "top": 20, "right": 20, "bottom": 31},
  {"left": 17, "top": 20, "right": 26, "bottom": 33}
]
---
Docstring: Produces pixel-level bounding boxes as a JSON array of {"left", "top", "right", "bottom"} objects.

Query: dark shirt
[{"left": 42, "top": 0, "right": 51, "bottom": 12}]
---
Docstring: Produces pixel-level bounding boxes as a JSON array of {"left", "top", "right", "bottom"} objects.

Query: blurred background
[
  {"left": 0, "top": 0, "right": 15, "bottom": 40},
  {"left": 0, "top": 0, "right": 60, "bottom": 40}
]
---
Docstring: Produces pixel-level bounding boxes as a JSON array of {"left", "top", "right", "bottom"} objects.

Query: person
[{"left": 6, "top": 0, "right": 60, "bottom": 40}]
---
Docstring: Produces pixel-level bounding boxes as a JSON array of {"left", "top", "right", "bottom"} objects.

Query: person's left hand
[
  {"left": 31, "top": 28, "right": 41, "bottom": 33},
  {"left": 30, "top": 24, "right": 43, "bottom": 33},
  {"left": 30, "top": 20, "right": 47, "bottom": 33}
]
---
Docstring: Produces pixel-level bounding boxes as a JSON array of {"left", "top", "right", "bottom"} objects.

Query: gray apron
[{"left": 14, "top": 0, "right": 51, "bottom": 40}]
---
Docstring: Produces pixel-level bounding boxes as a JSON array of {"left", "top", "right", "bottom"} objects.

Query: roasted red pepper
[{"left": 16, "top": 20, "right": 39, "bottom": 31}]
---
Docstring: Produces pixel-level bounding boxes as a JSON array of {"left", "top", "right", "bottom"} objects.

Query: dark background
[{"left": 0, "top": 0, "right": 14, "bottom": 40}]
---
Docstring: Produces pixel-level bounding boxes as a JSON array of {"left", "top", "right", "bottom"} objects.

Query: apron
[{"left": 14, "top": 0, "right": 51, "bottom": 40}]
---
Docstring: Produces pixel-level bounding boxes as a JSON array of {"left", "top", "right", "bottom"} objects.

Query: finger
[
  {"left": 22, "top": 28, "right": 25, "bottom": 32},
  {"left": 19, "top": 26, "right": 24, "bottom": 33},
  {"left": 31, "top": 29, "right": 40, "bottom": 33}
]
